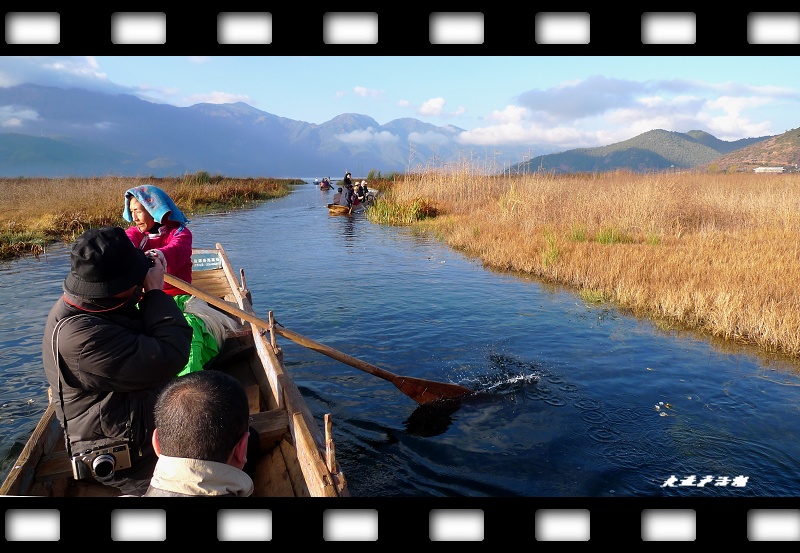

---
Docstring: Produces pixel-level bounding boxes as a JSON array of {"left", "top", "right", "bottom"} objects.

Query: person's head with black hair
[{"left": 153, "top": 370, "right": 250, "bottom": 466}]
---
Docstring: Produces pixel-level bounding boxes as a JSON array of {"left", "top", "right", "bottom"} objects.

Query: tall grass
[
  {"left": 379, "top": 165, "right": 800, "bottom": 359},
  {"left": 0, "top": 174, "right": 297, "bottom": 258}
]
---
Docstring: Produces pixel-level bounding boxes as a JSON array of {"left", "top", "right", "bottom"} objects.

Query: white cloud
[
  {"left": 335, "top": 128, "right": 399, "bottom": 145},
  {"left": 0, "top": 105, "right": 39, "bottom": 127},
  {"left": 418, "top": 97, "right": 446, "bottom": 116},
  {"left": 485, "top": 105, "right": 527, "bottom": 124},
  {"left": 399, "top": 97, "right": 466, "bottom": 120},
  {"left": 457, "top": 74, "right": 797, "bottom": 150},
  {"left": 0, "top": 56, "right": 114, "bottom": 90},
  {"left": 182, "top": 91, "right": 252, "bottom": 105},
  {"left": 458, "top": 119, "right": 606, "bottom": 151},
  {"left": 354, "top": 86, "right": 381, "bottom": 98},
  {"left": 707, "top": 95, "right": 772, "bottom": 115},
  {"left": 408, "top": 131, "right": 451, "bottom": 146}
]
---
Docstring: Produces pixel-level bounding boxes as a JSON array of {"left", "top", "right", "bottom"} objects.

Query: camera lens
[{"left": 92, "top": 453, "right": 116, "bottom": 477}]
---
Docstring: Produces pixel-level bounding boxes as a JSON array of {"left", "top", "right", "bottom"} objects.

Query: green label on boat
[{"left": 191, "top": 253, "right": 222, "bottom": 271}]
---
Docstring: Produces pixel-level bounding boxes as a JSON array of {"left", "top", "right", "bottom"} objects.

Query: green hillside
[{"left": 515, "top": 129, "right": 774, "bottom": 174}]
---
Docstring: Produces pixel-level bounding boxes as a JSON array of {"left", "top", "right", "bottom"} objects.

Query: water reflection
[{"left": 403, "top": 399, "right": 461, "bottom": 437}]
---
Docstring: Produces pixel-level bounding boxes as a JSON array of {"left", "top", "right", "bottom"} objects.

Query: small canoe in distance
[{"left": 0, "top": 243, "right": 349, "bottom": 497}]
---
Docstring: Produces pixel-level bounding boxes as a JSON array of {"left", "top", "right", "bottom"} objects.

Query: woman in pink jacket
[
  {"left": 124, "top": 184, "right": 193, "bottom": 297},
  {"left": 123, "top": 185, "right": 237, "bottom": 376}
]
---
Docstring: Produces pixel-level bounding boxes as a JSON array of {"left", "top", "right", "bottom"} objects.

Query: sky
[{"left": 1, "top": 55, "right": 800, "bottom": 155}]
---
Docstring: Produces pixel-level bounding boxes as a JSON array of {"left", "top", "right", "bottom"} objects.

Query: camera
[
  {"left": 146, "top": 250, "right": 158, "bottom": 267},
  {"left": 71, "top": 442, "right": 132, "bottom": 480}
]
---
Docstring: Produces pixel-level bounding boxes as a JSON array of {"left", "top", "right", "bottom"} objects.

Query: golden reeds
[{"left": 378, "top": 166, "right": 800, "bottom": 360}]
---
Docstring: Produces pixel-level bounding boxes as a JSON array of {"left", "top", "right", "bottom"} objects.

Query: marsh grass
[
  {"left": 378, "top": 165, "right": 800, "bottom": 359},
  {"left": 0, "top": 174, "right": 297, "bottom": 258}
]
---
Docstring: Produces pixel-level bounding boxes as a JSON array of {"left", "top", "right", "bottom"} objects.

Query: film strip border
[
  {"left": 3, "top": 8, "right": 800, "bottom": 545},
  {"left": 4, "top": 497, "right": 800, "bottom": 542},
  {"left": 1, "top": 11, "right": 800, "bottom": 53}
]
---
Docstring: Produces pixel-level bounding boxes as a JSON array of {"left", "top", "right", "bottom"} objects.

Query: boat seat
[
  {"left": 246, "top": 384, "right": 290, "bottom": 450},
  {"left": 249, "top": 410, "right": 290, "bottom": 450},
  {"left": 189, "top": 267, "right": 231, "bottom": 299}
]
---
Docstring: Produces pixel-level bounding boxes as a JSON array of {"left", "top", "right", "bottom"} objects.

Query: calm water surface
[{"left": 2, "top": 181, "right": 800, "bottom": 497}]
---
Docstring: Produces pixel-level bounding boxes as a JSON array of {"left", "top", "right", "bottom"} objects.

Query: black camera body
[{"left": 71, "top": 442, "right": 132, "bottom": 480}]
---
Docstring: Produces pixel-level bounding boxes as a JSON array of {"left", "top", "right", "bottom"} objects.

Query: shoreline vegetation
[
  {"left": 368, "top": 169, "right": 800, "bottom": 363},
  {"left": 0, "top": 172, "right": 300, "bottom": 258},
  {"left": 3, "top": 170, "right": 800, "bottom": 364}
]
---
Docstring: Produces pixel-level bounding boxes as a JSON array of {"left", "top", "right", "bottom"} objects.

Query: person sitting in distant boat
[
  {"left": 144, "top": 370, "right": 254, "bottom": 497},
  {"left": 339, "top": 184, "right": 354, "bottom": 207},
  {"left": 333, "top": 187, "right": 343, "bottom": 204},
  {"left": 123, "top": 184, "right": 239, "bottom": 376},
  {"left": 314, "top": 178, "right": 319, "bottom": 185},
  {"left": 355, "top": 181, "right": 367, "bottom": 203}
]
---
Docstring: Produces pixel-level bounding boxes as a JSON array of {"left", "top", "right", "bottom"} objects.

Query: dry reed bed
[
  {"left": 387, "top": 170, "right": 800, "bottom": 359},
  {"left": 0, "top": 175, "right": 292, "bottom": 257}
]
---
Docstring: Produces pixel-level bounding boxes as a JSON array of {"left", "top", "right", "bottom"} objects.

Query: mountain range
[
  {"left": 0, "top": 83, "right": 797, "bottom": 178},
  {"left": 513, "top": 129, "right": 782, "bottom": 174}
]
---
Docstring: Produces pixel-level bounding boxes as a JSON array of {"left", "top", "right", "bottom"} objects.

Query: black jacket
[{"left": 42, "top": 289, "right": 192, "bottom": 466}]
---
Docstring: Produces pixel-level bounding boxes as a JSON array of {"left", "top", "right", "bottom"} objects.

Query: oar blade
[{"left": 393, "top": 376, "right": 474, "bottom": 405}]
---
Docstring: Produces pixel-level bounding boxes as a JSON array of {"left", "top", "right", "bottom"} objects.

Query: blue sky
[{"left": 1, "top": 56, "right": 799, "bottom": 155}]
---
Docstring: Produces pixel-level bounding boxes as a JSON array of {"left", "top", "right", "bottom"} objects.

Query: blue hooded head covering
[{"left": 123, "top": 184, "right": 189, "bottom": 226}]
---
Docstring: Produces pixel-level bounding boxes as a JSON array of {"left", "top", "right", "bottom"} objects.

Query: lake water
[{"left": 2, "top": 181, "right": 800, "bottom": 500}]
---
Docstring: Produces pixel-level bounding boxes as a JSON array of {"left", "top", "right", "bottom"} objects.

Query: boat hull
[{"left": 327, "top": 203, "right": 367, "bottom": 215}]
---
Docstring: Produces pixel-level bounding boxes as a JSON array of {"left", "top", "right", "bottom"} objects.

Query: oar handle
[
  {"left": 273, "top": 325, "right": 394, "bottom": 380},
  {"left": 164, "top": 274, "right": 397, "bottom": 382}
]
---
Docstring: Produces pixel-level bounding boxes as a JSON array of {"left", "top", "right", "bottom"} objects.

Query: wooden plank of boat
[
  {"left": 328, "top": 203, "right": 367, "bottom": 215},
  {"left": 0, "top": 243, "right": 349, "bottom": 497}
]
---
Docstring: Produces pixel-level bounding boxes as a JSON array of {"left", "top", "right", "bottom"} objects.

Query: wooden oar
[{"left": 165, "top": 274, "right": 474, "bottom": 405}]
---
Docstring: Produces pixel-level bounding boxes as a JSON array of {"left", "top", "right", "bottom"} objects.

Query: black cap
[{"left": 63, "top": 226, "right": 151, "bottom": 298}]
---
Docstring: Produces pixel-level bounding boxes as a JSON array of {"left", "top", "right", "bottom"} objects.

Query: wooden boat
[
  {"left": 328, "top": 203, "right": 353, "bottom": 215},
  {"left": 0, "top": 243, "right": 349, "bottom": 497},
  {"left": 328, "top": 203, "right": 368, "bottom": 215}
]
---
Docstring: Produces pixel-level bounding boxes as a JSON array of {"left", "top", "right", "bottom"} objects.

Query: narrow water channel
[{"left": 2, "top": 181, "right": 800, "bottom": 498}]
